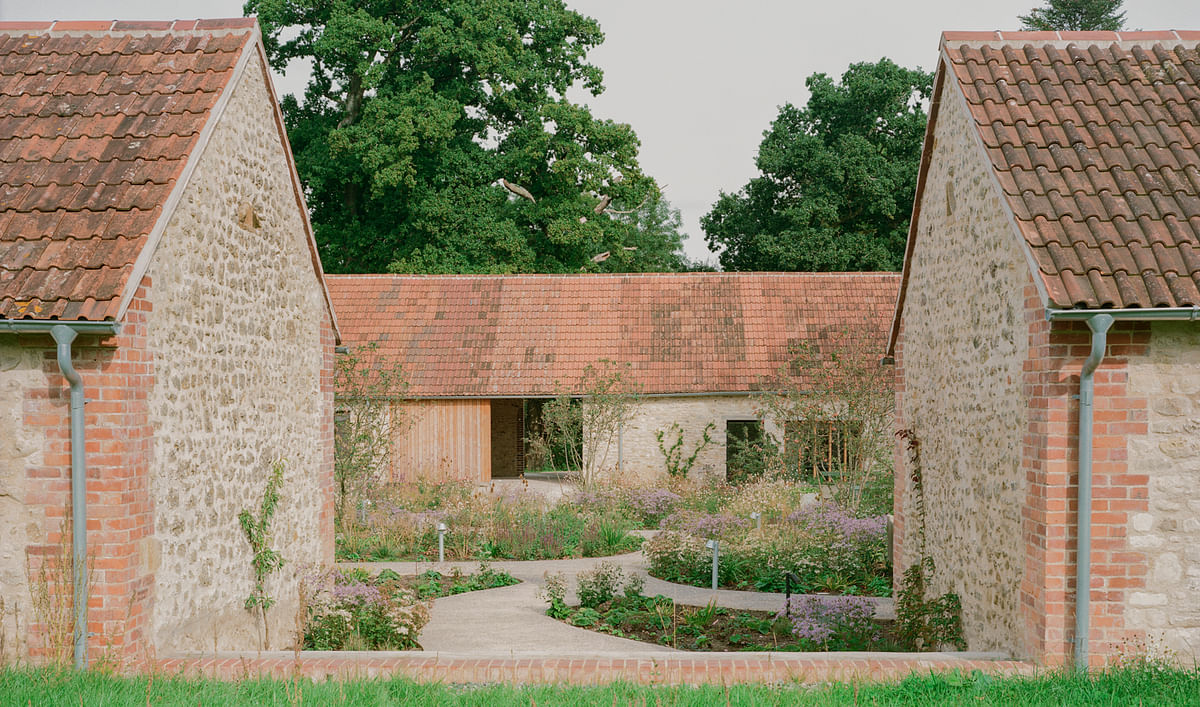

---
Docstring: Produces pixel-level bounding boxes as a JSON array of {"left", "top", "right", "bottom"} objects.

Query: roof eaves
[
  {"left": 888, "top": 43, "right": 1057, "bottom": 356},
  {"left": 888, "top": 56, "right": 947, "bottom": 357},
  {"left": 0, "top": 18, "right": 258, "bottom": 34},
  {"left": 111, "top": 25, "right": 256, "bottom": 322},
  {"left": 941, "top": 50, "right": 1052, "bottom": 311},
  {"left": 250, "top": 38, "right": 342, "bottom": 343}
]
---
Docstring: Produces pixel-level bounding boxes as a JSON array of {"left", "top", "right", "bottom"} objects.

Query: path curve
[{"left": 340, "top": 546, "right": 894, "bottom": 656}]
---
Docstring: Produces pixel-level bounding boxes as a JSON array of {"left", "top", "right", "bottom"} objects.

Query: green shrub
[
  {"left": 575, "top": 562, "right": 625, "bottom": 609},
  {"left": 303, "top": 570, "right": 430, "bottom": 650},
  {"left": 643, "top": 504, "right": 890, "bottom": 596},
  {"left": 540, "top": 572, "right": 571, "bottom": 619}
]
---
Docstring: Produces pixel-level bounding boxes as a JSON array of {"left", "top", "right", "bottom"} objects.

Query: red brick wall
[
  {"left": 896, "top": 281, "right": 1152, "bottom": 666},
  {"left": 1021, "top": 308, "right": 1150, "bottom": 666},
  {"left": 22, "top": 284, "right": 155, "bottom": 666},
  {"left": 21, "top": 284, "right": 338, "bottom": 663}
]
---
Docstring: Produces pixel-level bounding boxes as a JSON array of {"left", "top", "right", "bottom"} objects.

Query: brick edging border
[{"left": 156, "top": 653, "right": 1037, "bottom": 686}]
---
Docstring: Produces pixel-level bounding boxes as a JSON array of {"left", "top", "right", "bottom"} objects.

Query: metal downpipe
[
  {"left": 1074, "top": 313, "right": 1113, "bottom": 672},
  {"left": 50, "top": 325, "right": 88, "bottom": 670}
]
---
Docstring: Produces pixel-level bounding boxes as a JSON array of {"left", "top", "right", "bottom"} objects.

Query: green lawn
[{"left": 3, "top": 664, "right": 1200, "bottom": 706}]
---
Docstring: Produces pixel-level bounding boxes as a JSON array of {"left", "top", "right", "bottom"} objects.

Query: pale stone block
[
  {"left": 1130, "top": 592, "right": 1169, "bottom": 607},
  {"left": 1131, "top": 513, "right": 1156, "bottom": 532},
  {"left": 1152, "top": 397, "right": 1190, "bottom": 416},
  {"left": 1130, "top": 534, "right": 1166, "bottom": 550},
  {"left": 1154, "top": 553, "right": 1184, "bottom": 585},
  {"left": 1159, "top": 438, "right": 1195, "bottom": 459}
]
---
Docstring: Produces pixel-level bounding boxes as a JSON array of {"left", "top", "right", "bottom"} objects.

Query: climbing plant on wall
[{"left": 239, "top": 460, "right": 287, "bottom": 648}]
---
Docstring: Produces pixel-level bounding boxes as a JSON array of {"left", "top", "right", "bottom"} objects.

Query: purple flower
[
  {"left": 567, "top": 489, "right": 614, "bottom": 507},
  {"left": 330, "top": 581, "right": 383, "bottom": 605},
  {"left": 787, "top": 504, "right": 886, "bottom": 545},
  {"left": 627, "top": 489, "right": 681, "bottom": 519},
  {"left": 777, "top": 595, "right": 876, "bottom": 646},
  {"left": 659, "top": 510, "right": 749, "bottom": 538}
]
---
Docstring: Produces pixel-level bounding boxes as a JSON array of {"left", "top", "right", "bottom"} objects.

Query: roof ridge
[
  {"left": 0, "top": 19, "right": 257, "bottom": 35},
  {"left": 941, "top": 29, "right": 1200, "bottom": 48}
]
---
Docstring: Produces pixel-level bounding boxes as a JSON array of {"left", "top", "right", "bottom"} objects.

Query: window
[
  {"left": 784, "top": 420, "right": 861, "bottom": 480},
  {"left": 725, "top": 419, "right": 764, "bottom": 483}
]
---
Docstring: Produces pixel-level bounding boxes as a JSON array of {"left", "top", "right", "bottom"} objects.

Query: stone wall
[
  {"left": 598, "top": 395, "right": 774, "bottom": 483},
  {"left": 0, "top": 338, "right": 47, "bottom": 660},
  {"left": 893, "top": 79, "right": 1033, "bottom": 656},
  {"left": 145, "top": 53, "right": 331, "bottom": 652},
  {"left": 1125, "top": 322, "right": 1200, "bottom": 657}
]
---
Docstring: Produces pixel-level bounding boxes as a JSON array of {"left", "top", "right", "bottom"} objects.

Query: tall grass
[{"left": 2, "top": 664, "right": 1199, "bottom": 706}]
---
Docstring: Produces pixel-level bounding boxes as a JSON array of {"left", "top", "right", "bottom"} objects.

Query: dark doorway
[
  {"left": 726, "top": 419, "right": 765, "bottom": 483},
  {"left": 490, "top": 399, "right": 524, "bottom": 478}
]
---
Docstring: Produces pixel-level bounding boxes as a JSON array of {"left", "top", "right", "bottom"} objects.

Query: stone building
[
  {"left": 890, "top": 30, "right": 1200, "bottom": 668},
  {"left": 328, "top": 272, "right": 897, "bottom": 484},
  {"left": 0, "top": 20, "right": 338, "bottom": 663}
]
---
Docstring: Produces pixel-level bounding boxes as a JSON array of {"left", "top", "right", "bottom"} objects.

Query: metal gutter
[
  {"left": 0, "top": 320, "right": 122, "bottom": 335},
  {"left": 1047, "top": 307, "right": 1200, "bottom": 322},
  {"left": 2, "top": 319, "right": 120, "bottom": 669}
]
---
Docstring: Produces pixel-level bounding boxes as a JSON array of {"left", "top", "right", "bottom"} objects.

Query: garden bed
[
  {"left": 554, "top": 593, "right": 899, "bottom": 652},
  {"left": 644, "top": 503, "right": 891, "bottom": 596},
  {"left": 544, "top": 560, "right": 903, "bottom": 653},
  {"left": 336, "top": 480, "right": 643, "bottom": 561},
  {"left": 303, "top": 564, "right": 518, "bottom": 650}
]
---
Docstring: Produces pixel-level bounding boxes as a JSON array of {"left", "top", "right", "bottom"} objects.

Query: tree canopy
[
  {"left": 247, "top": 0, "right": 686, "bottom": 274},
  {"left": 1018, "top": 0, "right": 1126, "bottom": 31},
  {"left": 702, "top": 59, "right": 932, "bottom": 272}
]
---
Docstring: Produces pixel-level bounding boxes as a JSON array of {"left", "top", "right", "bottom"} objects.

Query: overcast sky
[{"left": 2, "top": 0, "right": 1197, "bottom": 264}]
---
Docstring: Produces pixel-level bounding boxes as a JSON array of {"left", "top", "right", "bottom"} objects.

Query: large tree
[
  {"left": 702, "top": 59, "right": 932, "bottom": 272},
  {"left": 1019, "top": 0, "right": 1126, "bottom": 31},
  {"left": 247, "top": 0, "right": 684, "bottom": 274}
]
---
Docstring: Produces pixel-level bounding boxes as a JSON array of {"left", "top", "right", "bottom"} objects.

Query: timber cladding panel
[{"left": 391, "top": 400, "right": 491, "bottom": 483}]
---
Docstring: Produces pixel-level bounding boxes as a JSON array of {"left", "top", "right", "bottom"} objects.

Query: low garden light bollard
[
  {"left": 784, "top": 571, "right": 800, "bottom": 622},
  {"left": 750, "top": 511, "right": 761, "bottom": 530},
  {"left": 705, "top": 539, "right": 719, "bottom": 590},
  {"left": 437, "top": 522, "right": 447, "bottom": 563}
]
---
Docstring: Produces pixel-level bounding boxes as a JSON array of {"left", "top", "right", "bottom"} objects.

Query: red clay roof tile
[
  {"left": 941, "top": 30, "right": 1200, "bottom": 308},
  {"left": 0, "top": 20, "right": 254, "bottom": 320},
  {"left": 328, "top": 273, "right": 900, "bottom": 397}
]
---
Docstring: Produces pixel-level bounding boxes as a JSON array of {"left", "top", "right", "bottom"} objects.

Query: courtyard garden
[{"left": 338, "top": 475, "right": 890, "bottom": 596}]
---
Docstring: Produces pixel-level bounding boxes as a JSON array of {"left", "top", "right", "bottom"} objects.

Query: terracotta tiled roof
[
  {"left": 0, "top": 19, "right": 257, "bottom": 321},
  {"left": 328, "top": 273, "right": 900, "bottom": 397},
  {"left": 942, "top": 30, "right": 1200, "bottom": 309}
]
